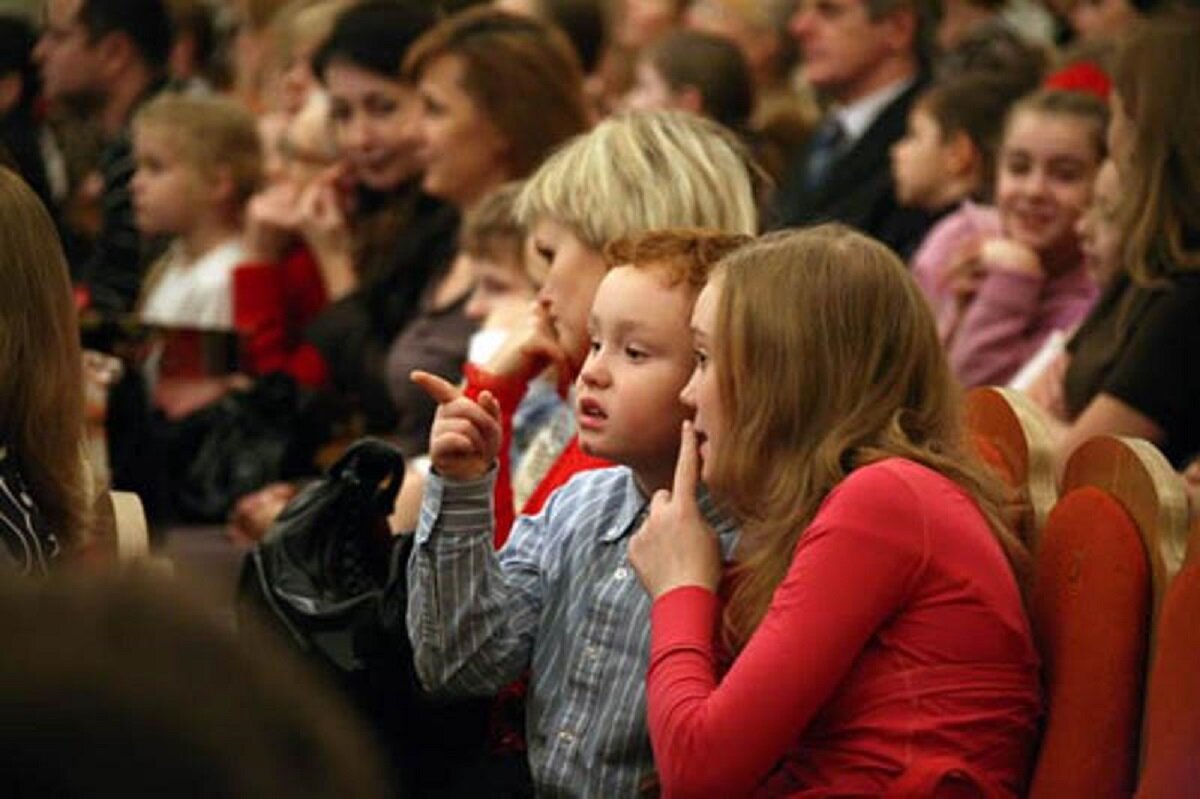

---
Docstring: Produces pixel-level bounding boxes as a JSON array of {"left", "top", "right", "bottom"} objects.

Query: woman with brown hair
[
  {"left": 0, "top": 168, "right": 90, "bottom": 573},
  {"left": 629, "top": 225, "right": 1040, "bottom": 796},
  {"left": 403, "top": 6, "right": 590, "bottom": 211},
  {"left": 1048, "top": 10, "right": 1200, "bottom": 470}
]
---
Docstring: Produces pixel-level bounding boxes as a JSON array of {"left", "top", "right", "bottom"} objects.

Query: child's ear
[
  {"left": 95, "top": 31, "right": 135, "bottom": 79},
  {"left": 208, "top": 165, "right": 238, "bottom": 211},
  {"left": 879, "top": 6, "right": 917, "bottom": 56},
  {"left": 675, "top": 85, "right": 705, "bottom": 118},
  {"left": 944, "top": 130, "right": 979, "bottom": 178},
  {"left": 0, "top": 73, "right": 21, "bottom": 116}
]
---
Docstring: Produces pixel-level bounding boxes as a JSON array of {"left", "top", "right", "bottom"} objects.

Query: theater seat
[
  {"left": 965, "top": 386, "right": 1057, "bottom": 549},
  {"left": 1136, "top": 531, "right": 1200, "bottom": 796},
  {"left": 1027, "top": 436, "right": 1188, "bottom": 799}
]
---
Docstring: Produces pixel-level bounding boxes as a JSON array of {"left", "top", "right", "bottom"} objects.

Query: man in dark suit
[
  {"left": 771, "top": 0, "right": 936, "bottom": 259},
  {"left": 35, "top": 0, "right": 173, "bottom": 312}
]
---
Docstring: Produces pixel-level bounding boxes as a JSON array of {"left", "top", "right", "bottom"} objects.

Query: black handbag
[
  {"left": 238, "top": 437, "right": 403, "bottom": 669},
  {"left": 237, "top": 438, "right": 497, "bottom": 797}
]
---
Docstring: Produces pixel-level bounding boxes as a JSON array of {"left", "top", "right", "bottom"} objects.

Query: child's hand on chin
[
  {"left": 412, "top": 370, "right": 503, "bottom": 482},
  {"left": 485, "top": 302, "right": 574, "bottom": 396},
  {"left": 980, "top": 237, "right": 1042, "bottom": 276},
  {"left": 629, "top": 421, "right": 721, "bottom": 600}
]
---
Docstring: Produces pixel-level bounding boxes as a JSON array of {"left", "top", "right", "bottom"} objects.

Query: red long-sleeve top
[
  {"left": 647, "top": 458, "right": 1041, "bottom": 798},
  {"left": 232, "top": 245, "right": 329, "bottom": 386}
]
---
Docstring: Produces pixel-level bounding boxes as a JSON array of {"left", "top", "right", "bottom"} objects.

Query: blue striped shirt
[{"left": 408, "top": 465, "right": 738, "bottom": 797}]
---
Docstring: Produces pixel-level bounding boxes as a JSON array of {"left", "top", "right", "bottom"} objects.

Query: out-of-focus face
[
  {"left": 530, "top": 217, "right": 608, "bottom": 374},
  {"left": 624, "top": 60, "right": 681, "bottom": 112},
  {"left": 617, "top": 0, "right": 682, "bottom": 48},
  {"left": 679, "top": 276, "right": 723, "bottom": 485},
  {"left": 277, "top": 45, "right": 320, "bottom": 118},
  {"left": 576, "top": 264, "right": 696, "bottom": 485},
  {"left": 131, "top": 126, "right": 207, "bottom": 235},
  {"left": 275, "top": 89, "right": 340, "bottom": 185},
  {"left": 995, "top": 109, "right": 1099, "bottom": 255},
  {"left": 1076, "top": 159, "right": 1122, "bottom": 286},
  {"left": 463, "top": 247, "right": 538, "bottom": 323},
  {"left": 686, "top": 0, "right": 777, "bottom": 82},
  {"left": 891, "top": 106, "right": 952, "bottom": 210},
  {"left": 788, "top": 0, "right": 901, "bottom": 103},
  {"left": 325, "top": 61, "right": 421, "bottom": 192},
  {"left": 413, "top": 54, "right": 511, "bottom": 210},
  {"left": 35, "top": 0, "right": 104, "bottom": 106},
  {"left": 1070, "top": 0, "right": 1137, "bottom": 42}
]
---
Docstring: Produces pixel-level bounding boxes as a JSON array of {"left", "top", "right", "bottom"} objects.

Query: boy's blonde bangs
[{"left": 514, "top": 111, "right": 758, "bottom": 250}]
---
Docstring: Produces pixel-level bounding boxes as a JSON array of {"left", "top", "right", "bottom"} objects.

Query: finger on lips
[{"left": 673, "top": 420, "right": 699, "bottom": 496}]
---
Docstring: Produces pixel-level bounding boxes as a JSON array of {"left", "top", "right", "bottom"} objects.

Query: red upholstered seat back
[
  {"left": 1028, "top": 485, "right": 1151, "bottom": 799},
  {"left": 1136, "top": 562, "right": 1200, "bottom": 798},
  {"left": 965, "top": 387, "right": 1057, "bottom": 549},
  {"left": 971, "top": 434, "right": 1017, "bottom": 487}
]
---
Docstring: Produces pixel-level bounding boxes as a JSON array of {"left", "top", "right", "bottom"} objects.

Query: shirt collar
[
  {"left": 832, "top": 78, "right": 914, "bottom": 144},
  {"left": 598, "top": 468, "right": 739, "bottom": 559}
]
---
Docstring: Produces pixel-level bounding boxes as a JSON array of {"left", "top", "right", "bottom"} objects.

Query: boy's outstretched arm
[{"left": 406, "top": 371, "right": 544, "bottom": 695}]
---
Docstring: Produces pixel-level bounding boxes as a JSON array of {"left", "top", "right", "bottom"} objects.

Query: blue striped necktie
[{"left": 804, "top": 116, "right": 847, "bottom": 191}]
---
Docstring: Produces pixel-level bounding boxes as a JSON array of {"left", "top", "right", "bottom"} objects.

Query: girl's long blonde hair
[
  {"left": 709, "top": 225, "right": 1028, "bottom": 652},
  {"left": 0, "top": 169, "right": 89, "bottom": 550}
]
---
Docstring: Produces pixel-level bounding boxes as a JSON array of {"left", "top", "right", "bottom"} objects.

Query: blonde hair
[
  {"left": 515, "top": 110, "right": 759, "bottom": 249},
  {"left": 0, "top": 169, "right": 89, "bottom": 550},
  {"left": 1112, "top": 11, "right": 1200, "bottom": 283},
  {"left": 133, "top": 94, "right": 265, "bottom": 210},
  {"left": 709, "top": 225, "right": 1027, "bottom": 652}
]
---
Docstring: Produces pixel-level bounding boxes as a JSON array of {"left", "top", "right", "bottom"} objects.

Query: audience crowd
[{"left": 0, "top": 0, "right": 1198, "bottom": 794}]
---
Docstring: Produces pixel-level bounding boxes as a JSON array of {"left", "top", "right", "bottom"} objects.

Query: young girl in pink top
[
  {"left": 629, "top": 225, "right": 1041, "bottom": 797},
  {"left": 912, "top": 89, "right": 1107, "bottom": 387}
]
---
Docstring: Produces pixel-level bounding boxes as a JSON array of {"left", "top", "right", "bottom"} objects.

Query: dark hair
[
  {"left": 864, "top": 0, "right": 940, "bottom": 72},
  {"left": 1005, "top": 87, "right": 1109, "bottom": 164},
  {"left": 0, "top": 15, "right": 39, "bottom": 113},
  {"left": 936, "top": 19, "right": 1048, "bottom": 87},
  {"left": 0, "top": 572, "right": 391, "bottom": 798},
  {"left": 404, "top": 7, "right": 589, "bottom": 179},
  {"left": 165, "top": 0, "right": 217, "bottom": 78},
  {"left": 919, "top": 72, "right": 1041, "bottom": 199},
  {"left": 312, "top": 0, "right": 436, "bottom": 81},
  {"left": 647, "top": 29, "right": 755, "bottom": 131},
  {"left": 78, "top": 0, "right": 173, "bottom": 70},
  {"left": 542, "top": 0, "right": 607, "bottom": 73}
]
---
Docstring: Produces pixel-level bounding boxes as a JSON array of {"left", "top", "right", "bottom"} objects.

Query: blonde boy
[
  {"left": 409, "top": 230, "right": 748, "bottom": 796},
  {"left": 132, "top": 94, "right": 263, "bottom": 329}
]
